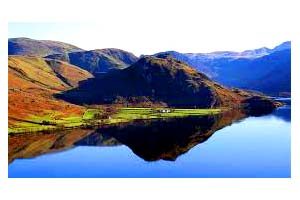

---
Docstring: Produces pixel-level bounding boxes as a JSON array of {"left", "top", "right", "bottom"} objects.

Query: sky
[{"left": 8, "top": 0, "right": 293, "bottom": 56}]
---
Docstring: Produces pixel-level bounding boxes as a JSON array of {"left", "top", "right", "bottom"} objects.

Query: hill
[
  {"left": 9, "top": 38, "right": 139, "bottom": 74},
  {"left": 45, "top": 48, "right": 139, "bottom": 74},
  {"left": 155, "top": 41, "right": 291, "bottom": 96},
  {"left": 8, "top": 56, "right": 93, "bottom": 128},
  {"left": 58, "top": 56, "right": 278, "bottom": 111},
  {"left": 8, "top": 37, "right": 82, "bottom": 57}
]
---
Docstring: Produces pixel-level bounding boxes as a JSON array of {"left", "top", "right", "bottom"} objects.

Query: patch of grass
[
  {"left": 8, "top": 122, "right": 57, "bottom": 134},
  {"left": 9, "top": 109, "right": 102, "bottom": 134},
  {"left": 82, "top": 109, "right": 101, "bottom": 120},
  {"left": 112, "top": 108, "right": 221, "bottom": 122},
  {"left": 9, "top": 107, "right": 221, "bottom": 134}
]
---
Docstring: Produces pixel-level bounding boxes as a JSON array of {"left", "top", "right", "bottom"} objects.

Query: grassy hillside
[{"left": 8, "top": 56, "right": 93, "bottom": 130}]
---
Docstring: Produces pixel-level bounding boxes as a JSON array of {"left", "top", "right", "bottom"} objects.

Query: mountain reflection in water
[
  {"left": 8, "top": 129, "right": 94, "bottom": 164},
  {"left": 9, "top": 110, "right": 245, "bottom": 163},
  {"left": 76, "top": 110, "right": 245, "bottom": 161}
]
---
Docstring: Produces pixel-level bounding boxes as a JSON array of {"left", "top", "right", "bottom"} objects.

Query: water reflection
[
  {"left": 271, "top": 106, "right": 291, "bottom": 122},
  {"left": 8, "top": 107, "right": 290, "bottom": 177},
  {"left": 76, "top": 110, "right": 245, "bottom": 161},
  {"left": 9, "top": 110, "right": 245, "bottom": 164},
  {"left": 9, "top": 129, "right": 94, "bottom": 163}
]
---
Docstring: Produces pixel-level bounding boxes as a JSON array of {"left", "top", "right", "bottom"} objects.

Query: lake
[{"left": 8, "top": 102, "right": 291, "bottom": 178}]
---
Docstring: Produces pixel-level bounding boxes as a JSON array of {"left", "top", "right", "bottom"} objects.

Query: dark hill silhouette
[{"left": 57, "top": 56, "right": 278, "bottom": 111}]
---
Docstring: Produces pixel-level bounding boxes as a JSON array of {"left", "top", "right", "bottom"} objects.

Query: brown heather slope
[
  {"left": 44, "top": 58, "right": 94, "bottom": 87},
  {"left": 8, "top": 56, "right": 93, "bottom": 127}
]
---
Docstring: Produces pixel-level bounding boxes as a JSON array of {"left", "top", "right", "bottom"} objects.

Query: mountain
[
  {"left": 9, "top": 37, "right": 139, "bottom": 74},
  {"left": 58, "top": 56, "right": 278, "bottom": 112},
  {"left": 237, "top": 49, "right": 291, "bottom": 96},
  {"left": 155, "top": 41, "right": 291, "bottom": 96},
  {"left": 46, "top": 48, "right": 139, "bottom": 74},
  {"left": 8, "top": 56, "right": 93, "bottom": 127},
  {"left": 272, "top": 41, "right": 291, "bottom": 52},
  {"left": 8, "top": 37, "right": 82, "bottom": 57}
]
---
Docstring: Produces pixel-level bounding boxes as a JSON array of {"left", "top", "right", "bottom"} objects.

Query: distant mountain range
[
  {"left": 8, "top": 38, "right": 291, "bottom": 96},
  {"left": 155, "top": 41, "right": 291, "bottom": 96}
]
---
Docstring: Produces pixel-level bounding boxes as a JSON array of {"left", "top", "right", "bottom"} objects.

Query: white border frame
[{"left": 1, "top": 0, "right": 300, "bottom": 199}]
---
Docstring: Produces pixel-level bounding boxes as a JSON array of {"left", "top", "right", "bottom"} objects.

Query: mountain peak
[
  {"left": 272, "top": 41, "right": 291, "bottom": 52},
  {"left": 132, "top": 55, "right": 199, "bottom": 76}
]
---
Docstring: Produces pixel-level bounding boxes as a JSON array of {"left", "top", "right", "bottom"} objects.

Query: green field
[
  {"left": 9, "top": 108, "right": 221, "bottom": 134},
  {"left": 112, "top": 108, "right": 220, "bottom": 121},
  {"left": 9, "top": 109, "right": 102, "bottom": 134}
]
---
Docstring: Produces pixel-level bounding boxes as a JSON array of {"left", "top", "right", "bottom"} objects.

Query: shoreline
[{"left": 8, "top": 108, "right": 222, "bottom": 134}]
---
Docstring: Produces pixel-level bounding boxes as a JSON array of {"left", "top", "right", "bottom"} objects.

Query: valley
[
  {"left": 8, "top": 38, "right": 287, "bottom": 134},
  {"left": 7, "top": 37, "right": 291, "bottom": 178}
]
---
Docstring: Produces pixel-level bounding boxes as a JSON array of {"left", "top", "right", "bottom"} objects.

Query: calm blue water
[{"left": 8, "top": 106, "right": 291, "bottom": 178}]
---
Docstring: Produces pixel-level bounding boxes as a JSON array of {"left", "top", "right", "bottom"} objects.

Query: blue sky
[
  {"left": 9, "top": 22, "right": 290, "bottom": 56},
  {"left": 9, "top": 23, "right": 79, "bottom": 39}
]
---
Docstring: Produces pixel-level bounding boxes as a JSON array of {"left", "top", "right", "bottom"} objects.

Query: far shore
[{"left": 8, "top": 107, "right": 222, "bottom": 134}]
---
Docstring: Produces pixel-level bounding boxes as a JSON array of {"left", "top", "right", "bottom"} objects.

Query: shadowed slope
[
  {"left": 58, "top": 56, "right": 263, "bottom": 108},
  {"left": 45, "top": 48, "right": 139, "bottom": 74}
]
